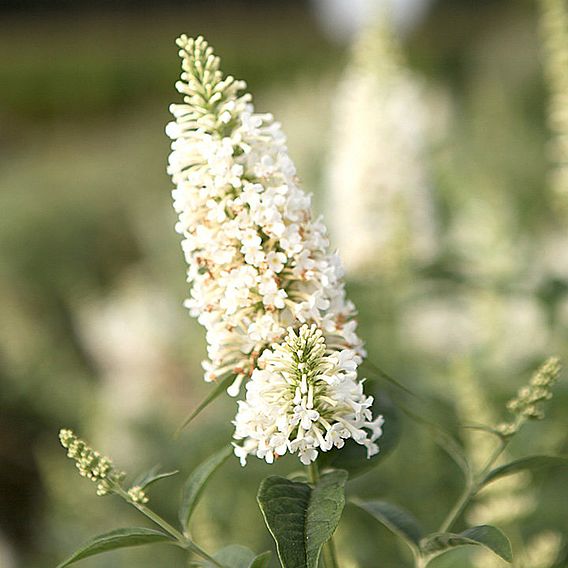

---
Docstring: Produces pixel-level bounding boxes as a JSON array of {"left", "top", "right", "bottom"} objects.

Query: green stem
[
  {"left": 414, "top": 555, "right": 428, "bottom": 568},
  {"left": 307, "top": 462, "right": 340, "bottom": 568},
  {"left": 438, "top": 481, "right": 475, "bottom": 533},
  {"left": 439, "top": 434, "right": 514, "bottom": 533},
  {"left": 308, "top": 462, "right": 320, "bottom": 484},
  {"left": 114, "top": 486, "right": 224, "bottom": 568}
]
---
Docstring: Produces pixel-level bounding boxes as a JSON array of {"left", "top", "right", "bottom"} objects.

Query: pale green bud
[
  {"left": 59, "top": 429, "right": 125, "bottom": 495},
  {"left": 503, "top": 357, "right": 561, "bottom": 428},
  {"left": 127, "top": 485, "right": 149, "bottom": 504}
]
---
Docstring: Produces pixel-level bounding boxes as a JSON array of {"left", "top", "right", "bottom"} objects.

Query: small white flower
[{"left": 265, "top": 251, "right": 287, "bottom": 273}]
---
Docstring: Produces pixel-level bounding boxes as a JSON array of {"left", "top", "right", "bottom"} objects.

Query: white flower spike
[
  {"left": 166, "top": 35, "right": 365, "bottom": 394},
  {"left": 166, "top": 36, "right": 382, "bottom": 465}
]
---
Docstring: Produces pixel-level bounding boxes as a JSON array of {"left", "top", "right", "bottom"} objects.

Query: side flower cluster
[
  {"left": 166, "top": 35, "right": 364, "bottom": 395},
  {"left": 497, "top": 357, "right": 561, "bottom": 436},
  {"left": 59, "top": 429, "right": 125, "bottom": 496},
  {"left": 233, "top": 324, "right": 383, "bottom": 465},
  {"left": 59, "top": 429, "right": 150, "bottom": 502}
]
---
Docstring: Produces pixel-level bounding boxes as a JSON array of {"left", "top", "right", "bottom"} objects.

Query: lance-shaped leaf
[
  {"left": 257, "top": 470, "right": 348, "bottom": 568},
  {"left": 207, "top": 545, "right": 256, "bottom": 567},
  {"left": 318, "top": 395, "right": 400, "bottom": 478},
  {"left": 56, "top": 528, "right": 175, "bottom": 568},
  {"left": 177, "top": 373, "right": 234, "bottom": 433},
  {"left": 249, "top": 551, "right": 272, "bottom": 568},
  {"left": 421, "top": 525, "right": 512, "bottom": 564},
  {"left": 351, "top": 499, "right": 423, "bottom": 553},
  {"left": 132, "top": 465, "right": 179, "bottom": 490},
  {"left": 179, "top": 445, "right": 233, "bottom": 530},
  {"left": 193, "top": 546, "right": 272, "bottom": 568},
  {"left": 481, "top": 455, "right": 568, "bottom": 487}
]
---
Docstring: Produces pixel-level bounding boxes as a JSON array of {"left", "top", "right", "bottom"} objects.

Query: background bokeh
[{"left": 2, "top": 0, "right": 568, "bottom": 567}]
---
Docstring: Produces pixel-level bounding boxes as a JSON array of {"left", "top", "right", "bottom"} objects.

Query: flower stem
[
  {"left": 307, "top": 461, "right": 341, "bottom": 568},
  {"left": 114, "top": 486, "right": 224, "bottom": 568},
  {"left": 308, "top": 462, "right": 320, "bottom": 484},
  {"left": 438, "top": 481, "right": 475, "bottom": 533},
  {"left": 438, "top": 436, "right": 511, "bottom": 533}
]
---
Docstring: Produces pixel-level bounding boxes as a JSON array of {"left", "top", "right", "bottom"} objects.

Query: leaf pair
[
  {"left": 257, "top": 470, "right": 348, "bottom": 568},
  {"left": 351, "top": 500, "right": 512, "bottom": 566}
]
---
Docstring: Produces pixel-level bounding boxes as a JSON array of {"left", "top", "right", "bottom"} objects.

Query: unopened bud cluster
[
  {"left": 59, "top": 429, "right": 125, "bottom": 496},
  {"left": 127, "top": 485, "right": 149, "bottom": 504},
  {"left": 497, "top": 358, "right": 561, "bottom": 436}
]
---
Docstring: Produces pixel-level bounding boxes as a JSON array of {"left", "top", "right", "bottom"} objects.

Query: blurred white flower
[
  {"left": 167, "top": 36, "right": 365, "bottom": 395},
  {"left": 538, "top": 0, "right": 568, "bottom": 201},
  {"left": 326, "top": 20, "right": 438, "bottom": 277},
  {"left": 233, "top": 324, "right": 383, "bottom": 465},
  {"left": 76, "top": 270, "right": 181, "bottom": 465},
  {"left": 312, "top": 0, "right": 433, "bottom": 41},
  {"left": 523, "top": 531, "right": 563, "bottom": 568},
  {"left": 401, "top": 291, "right": 549, "bottom": 368}
]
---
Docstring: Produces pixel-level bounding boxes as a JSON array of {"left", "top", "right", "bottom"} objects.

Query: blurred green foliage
[{"left": 1, "top": 1, "right": 568, "bottom": 567}]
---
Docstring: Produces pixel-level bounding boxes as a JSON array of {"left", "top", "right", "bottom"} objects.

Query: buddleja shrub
[{"left": 57, "top": 35, "right": 568, "bottom": 568}]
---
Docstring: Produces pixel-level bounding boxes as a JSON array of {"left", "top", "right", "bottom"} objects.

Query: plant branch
[
  {"left": 438, "top": 434, "right": 512, "bottom": 533},
  {"left": 114, "top": 486, "right": 224, "bottom": 568}
]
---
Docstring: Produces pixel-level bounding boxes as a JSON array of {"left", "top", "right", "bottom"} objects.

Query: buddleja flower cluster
[
  {"left": 234, "top": 324, "right": 384, "bottom": 465},
  {"left": 166, "top": 36, "right": 382, "bottom": 465}
]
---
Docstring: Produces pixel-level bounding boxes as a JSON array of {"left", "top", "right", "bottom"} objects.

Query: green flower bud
[{"left": 59, "top": 429, "right": 125, "bottom": 495}]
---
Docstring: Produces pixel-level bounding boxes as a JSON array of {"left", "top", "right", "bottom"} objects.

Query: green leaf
[
  {"left": 176, "top": 373, "right": 234, "bottom": 433},
  {"left": 249, "top": 551, "right": 272, "bottom": 568},
  {"left": 350, "top": 499, "right": 423, "bottom": 552},
  {"left": 192, "top": 546, "right": 271, "bottom": 568},
  {"left": 132, "top": 465, "right": 179, "bottom": 490},
  {"left": 179, "top": 445, "right": 233, "bottom": 530},
  {"left": 482, "top": 455, "right": 568, "bottom": 487},
  {"left": 56, "top": 528, "right": 175, "bottom": 568},
  {"left": 213, "top": 545, "right": 255, "bottom": 567},
  {"left": 257, "top": 470, "right": 348, "bottom": 568},
  {"left": 421, "top": 525, "right": 512, "bottom": 564},
  {"left": 318, "top": 395, "right": 400, "bottom": 477}
]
